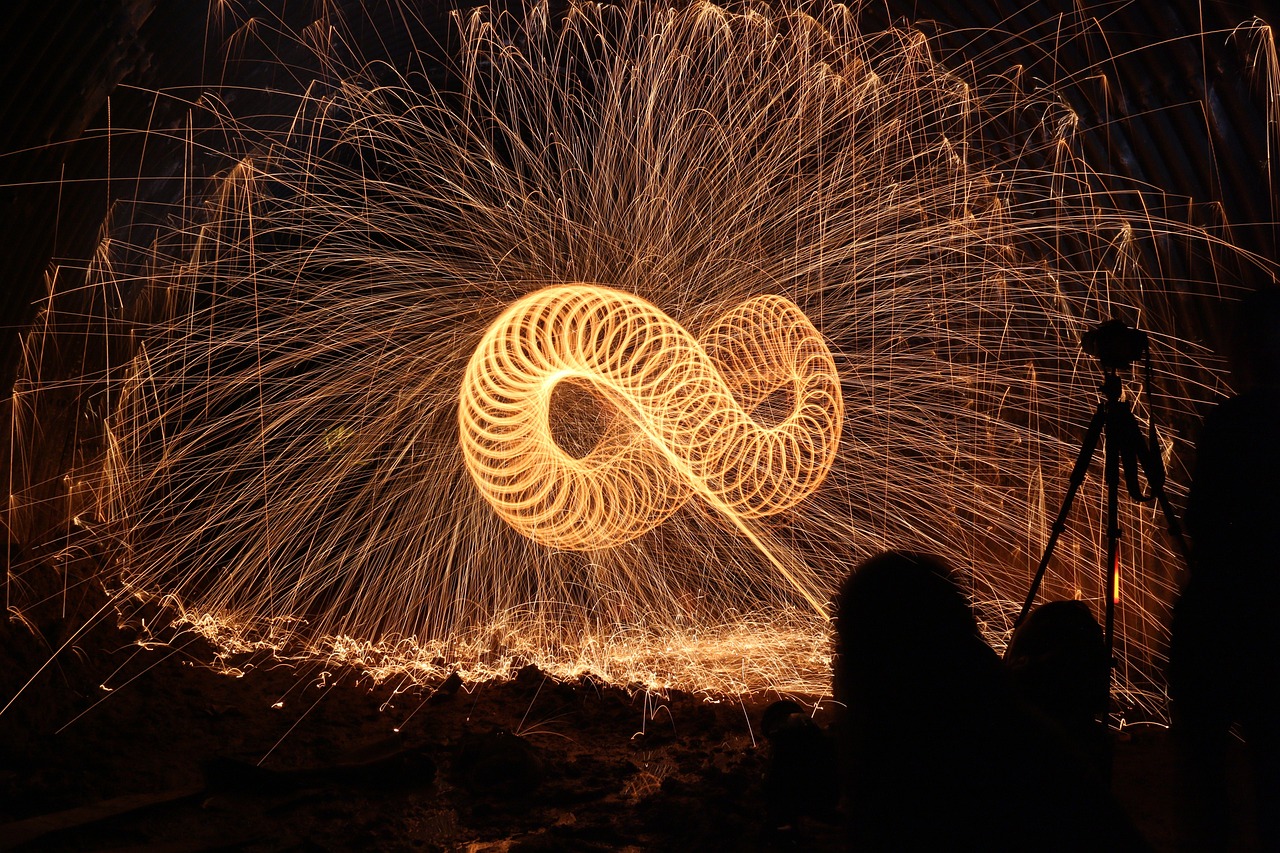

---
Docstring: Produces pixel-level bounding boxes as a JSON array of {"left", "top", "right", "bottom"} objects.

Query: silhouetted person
[
  {"left": 1005, "top": 599, "right": 1110, "bottom": 772},
  {"left": 1169, "top": 284, "right": 1280, "bottom": 852},
  {"left": 834, "top": 551, "right": 1149, "bottom": 852}
]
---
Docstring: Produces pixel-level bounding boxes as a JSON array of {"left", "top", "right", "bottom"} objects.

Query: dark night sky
[{"left": 2, "top": 0, "right": 1277, "bottom": 391}]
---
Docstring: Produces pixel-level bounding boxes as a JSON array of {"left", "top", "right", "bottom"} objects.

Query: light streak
[
  {"left": 1113, "top": 551, "right": 1122, "bottom": 605},
  {"left": 4, "top": 1, "right": 1245, "bottom": 706},
  {"left": 459, "top": 285, "right": 841, "bottom": 614}
]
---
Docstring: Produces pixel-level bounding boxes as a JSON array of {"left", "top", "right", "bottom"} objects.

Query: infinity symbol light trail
[{"left": 459, "top": 284, "right": 843, "bottom": 612}]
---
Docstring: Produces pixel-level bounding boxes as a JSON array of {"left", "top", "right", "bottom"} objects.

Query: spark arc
[
  {"left": 459, "top": 285, "right": 843, "bottom": 551},
  {"left": 11, "top": 0, "right": 1229, "bottom": 698}
]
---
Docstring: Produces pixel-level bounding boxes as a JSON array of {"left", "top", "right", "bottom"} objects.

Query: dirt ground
[
  {"left": 0, "top": 575, "right": 1263, "bottom": 852},
  {"left": 1, "top": 614, "right": 812, "bottom": 852}
]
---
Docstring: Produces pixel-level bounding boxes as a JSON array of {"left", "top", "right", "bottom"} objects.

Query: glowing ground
[{"left": 0, "top": 609, "right": 1205, "bottom": 852}]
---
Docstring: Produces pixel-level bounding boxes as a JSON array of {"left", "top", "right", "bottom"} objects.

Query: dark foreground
[{"left": 0, "top": 618, "right": 1260, "bottom": 852}]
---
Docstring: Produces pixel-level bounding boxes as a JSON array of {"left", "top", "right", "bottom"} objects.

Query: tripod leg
[
  {"left": 1093, "top": 402, "right": 1130, "bottom": 774},
  {"left": 1016, "top": 402, "right": 1107, "bottom": 627},
  {"left": 1104, "top": 405, "right": 1124, "bottom": 658}
]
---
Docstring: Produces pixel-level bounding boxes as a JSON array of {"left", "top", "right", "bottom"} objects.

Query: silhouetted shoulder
[{"left": 1186, "top": 386, "right": 1280, "bottom": 585}]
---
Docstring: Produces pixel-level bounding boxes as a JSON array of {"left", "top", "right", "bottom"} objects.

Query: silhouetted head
[
  {"left": 1230, "top": 283, "right": 1280, "bottom": 389},
  {"left": 834, "top": 551, "right": 997, "bottom": 706},
  {"left": 1005, "top": 599, "right": 1108, "bottom": 736},
  {"left": 761, "top": 699, "right": 808, "bottom": 741},
  {"left": 1006, "top": 599, "right": 1106, "bottom": 671},
  {"left": 837, "top": 552, "right": 981, "bottom": 652}
]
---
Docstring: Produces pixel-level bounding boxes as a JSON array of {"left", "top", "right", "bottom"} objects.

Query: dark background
[
  {"left": 3, "top": 0, "right": 1278, "bottom": 389},
  {"left": 0, "top": 2, "right": 1276, "bottom": 849}
]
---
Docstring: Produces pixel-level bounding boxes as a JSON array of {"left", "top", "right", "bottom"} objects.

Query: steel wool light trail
[
  {"left": 459, "top": 285, "right": 842, "bottom": 614},
  {"left": 4, "top": 0, "right": 1243, "bottom": 702}
]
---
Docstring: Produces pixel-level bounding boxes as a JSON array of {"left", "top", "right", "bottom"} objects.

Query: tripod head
[
  {"left": 1099, "top": 371, "right": 1123, "bottom": 404},
  {"left": 1084, "top": 319, "right": 1156, "bottom": 499}
]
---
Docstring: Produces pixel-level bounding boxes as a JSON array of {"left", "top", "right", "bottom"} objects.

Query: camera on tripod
[
  {"left": 1018, "top": 312, "right": 1189, "bottom": 750},
  {"left": 1080, "top": 320, "right": 1148, "bottom": 371}
]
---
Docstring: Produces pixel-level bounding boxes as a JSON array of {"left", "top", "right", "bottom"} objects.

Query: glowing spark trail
[
  {"left": 4, "top": 0, "right": 1246, "bottom": 703},
  {"left": 459, "top": 285, "right": 841, "bottom": 613}
]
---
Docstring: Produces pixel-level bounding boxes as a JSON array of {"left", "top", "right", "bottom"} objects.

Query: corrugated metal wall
[{"left": 884, "top": 0, "right": 1279, "bottom": 268}]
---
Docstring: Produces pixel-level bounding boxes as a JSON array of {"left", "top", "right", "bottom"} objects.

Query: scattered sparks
[{"left": 6, "top": 1, "right": 1243, "bottom": 709}]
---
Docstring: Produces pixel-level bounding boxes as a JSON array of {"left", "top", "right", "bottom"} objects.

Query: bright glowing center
[{"left": 458, "top": 284, "right": 843, "bottom": 556}]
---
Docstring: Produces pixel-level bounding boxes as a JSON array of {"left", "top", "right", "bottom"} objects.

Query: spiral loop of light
[{"left": 459, "top": 284, "right": 843, "bottom": 551}]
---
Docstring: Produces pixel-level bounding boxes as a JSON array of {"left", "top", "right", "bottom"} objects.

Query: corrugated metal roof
[{"left": 0, "top": 0, "right": 1275, "bottom": 381}]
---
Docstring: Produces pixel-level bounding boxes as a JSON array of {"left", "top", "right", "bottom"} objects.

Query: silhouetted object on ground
[
  {"left": 430, "top": 670, "right": 464, "bottom": 703},
  {"left": 834, "top": 551, "right": 1150, "bottom": 852},
  {"left": 454, "top": 729, "right": 544, "bottom": 797},
  {"left": 1005, "top": 599, "right": 1110, "bottom": 771},
  {"left": 1169, "top": 285, "right": 1280, "bottom": 852},
  {"left": 760, "top": 699, "right": 840, "bottom": 835}
]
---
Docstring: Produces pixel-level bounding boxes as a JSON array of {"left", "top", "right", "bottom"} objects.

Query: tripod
[{"left": 1016, "top": 368, "right": 1190, "bottom": 712}]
